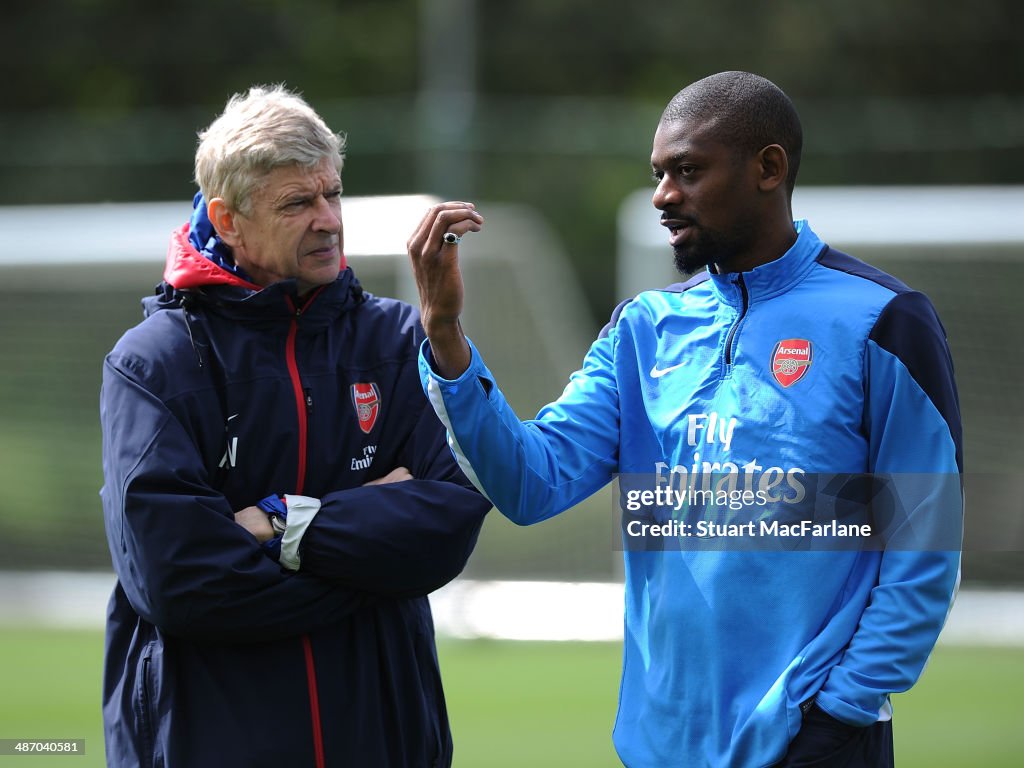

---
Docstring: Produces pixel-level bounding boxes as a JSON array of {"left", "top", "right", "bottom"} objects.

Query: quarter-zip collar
[{"left": 706, "top": 220, "right": 825, "bottom": 307}]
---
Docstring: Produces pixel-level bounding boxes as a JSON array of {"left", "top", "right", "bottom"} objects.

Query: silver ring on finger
[{"left": 443, "top": 232, "right": 462, "bottom": 246}]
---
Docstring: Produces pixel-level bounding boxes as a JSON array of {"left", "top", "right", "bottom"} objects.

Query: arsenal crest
[
  {"left": 771, "top": 339, "right": 812, "bottom": 388},
  {"left": 350, "top": 382, "right": 381, "bottom": 434}
]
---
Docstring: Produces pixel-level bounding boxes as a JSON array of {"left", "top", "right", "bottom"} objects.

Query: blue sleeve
[
  {"left": 418, "top": 329, "right": 622, "bottom": 526},
  {"left": 817, "top": 291, "right": 963, "bottom": 726},
  {"left": 295, "top": 404, "right": 490, "bottom": 597},
  {"left": 100, "top": 358, "right": 370, "bottom": 643}
]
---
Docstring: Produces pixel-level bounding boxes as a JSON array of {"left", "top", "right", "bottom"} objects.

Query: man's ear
[
  {"left": 207, "top": 198, "right": 243, "bottom": 248},
  {"left": 756, "top": 144, "right": 789, "bottom": 193}
]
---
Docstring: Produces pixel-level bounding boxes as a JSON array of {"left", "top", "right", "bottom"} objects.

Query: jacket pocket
[
  {"left": 781, "top": 704, "right": 861, "bottom": 765},
  {"left": 134, "top": 645, "right": 163, "bottom": 768}
]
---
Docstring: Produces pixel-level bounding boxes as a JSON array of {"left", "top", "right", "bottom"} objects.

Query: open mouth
[{"left": 662, "top": 220, "right": 692, "bottom": 247}]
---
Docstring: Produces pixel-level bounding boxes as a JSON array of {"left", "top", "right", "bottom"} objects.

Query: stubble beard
[
  {"left": 672, "top": 222, "right": 756, "bottom": 276},
  {"left": 673, "top": 245, "right": 710, "bottom": 276},
  {"left": 672, "top": 228, "right": 730, "bottom": 276}
]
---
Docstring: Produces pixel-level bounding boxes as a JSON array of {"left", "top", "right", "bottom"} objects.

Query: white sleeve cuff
[{"left": 279, "top": 494, "right": 322, "bottom": 571}]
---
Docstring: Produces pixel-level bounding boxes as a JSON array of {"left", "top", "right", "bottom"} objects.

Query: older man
[
  {"left": 408, "top": 72, "right": 962, "bottom": 767},
  {"left": 100, "top": 85, "right": 490, "bottom": 768}
]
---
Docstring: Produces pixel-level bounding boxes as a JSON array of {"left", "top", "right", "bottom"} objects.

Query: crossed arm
[
  {"left": 234, "top": 466, "right": 414, "bottom": 542},
  {"left": 101, "top": 357, "right": 488, "bottom": 643}
]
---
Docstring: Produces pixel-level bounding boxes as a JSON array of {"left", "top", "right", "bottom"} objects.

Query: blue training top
[{"left": 419, "top": 221, "right": 962, "bottom": 768}]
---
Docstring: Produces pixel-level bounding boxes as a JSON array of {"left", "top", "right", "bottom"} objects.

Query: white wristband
[{"left": 279, "top": 495, "right": 322, "bottom": 571}]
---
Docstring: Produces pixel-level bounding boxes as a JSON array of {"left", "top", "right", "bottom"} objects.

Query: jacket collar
[
  {"left": 148, "top": 221, "right": 365, "bottom": 328},
  {"left": 706, "top": 220, "right": 826, "bottom": 307},
  {"left": 165, "top": 223, "right": 264, "bottom": 292}
]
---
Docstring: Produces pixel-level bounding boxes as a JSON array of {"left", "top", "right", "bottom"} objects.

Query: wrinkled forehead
[{"left": 251, "top": 157, "right": 342, "bottom": 201}]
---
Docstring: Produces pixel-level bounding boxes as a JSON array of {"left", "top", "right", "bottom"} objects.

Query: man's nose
[
  {"left": 313, "top": 196, "right": 342, "bottom": 233},
  {"left": 652, "top": 176, "right": 681, "bottom": 210}
]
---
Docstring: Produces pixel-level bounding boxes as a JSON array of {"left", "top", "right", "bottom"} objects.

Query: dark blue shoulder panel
[
  {"left": 870, "top": 291, "right": 963, "bottom": 473},
  {"left": 817, "top": 246, "right": 912, "bottom": 295},
  {"left": 819, "top": 246, "right": 962, "bottom": 470},
  {"left": 599, "top": 272, "right": 710, "bottom": 339},
  {"left": 663, "top": 271, "right": 712, "bottom": 294},
  {"left": 598, "top": 299, "right": 631, "bottom": 339}
]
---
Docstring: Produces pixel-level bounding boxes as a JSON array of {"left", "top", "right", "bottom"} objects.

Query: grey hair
[{"left": 194, "top": 84, "right": 346, "bottom": 215}]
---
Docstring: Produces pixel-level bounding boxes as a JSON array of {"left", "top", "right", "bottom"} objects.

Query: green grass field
[{"left": 0, "top": 628, "right": 1021, "bottom": 767}]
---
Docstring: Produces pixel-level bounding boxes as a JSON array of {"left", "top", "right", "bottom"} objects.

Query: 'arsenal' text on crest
[
  {"left": 771, "top": 339, "right": 813, "bottom": 388},
  {"left": 350, "top": 382, "right": 382, "bottom": 433}
]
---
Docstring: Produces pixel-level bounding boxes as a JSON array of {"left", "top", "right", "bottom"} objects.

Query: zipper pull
[{"left": 304, "top": 388, "right": 314, "bottom": 414}]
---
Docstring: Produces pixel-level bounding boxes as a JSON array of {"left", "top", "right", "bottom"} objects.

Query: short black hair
[{"left": 661, "top": 71, "right": 803, "bottom": 194}]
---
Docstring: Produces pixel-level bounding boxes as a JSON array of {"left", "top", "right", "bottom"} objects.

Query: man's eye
[
  {"left": 651, "top": 171, "right": 663, "bottom": 183},
  {"left": 679, "top": 165, "right": 696, "bottom": 176}
]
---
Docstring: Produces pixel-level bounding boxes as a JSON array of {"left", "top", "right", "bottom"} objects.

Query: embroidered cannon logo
[
  {"left": 771, "top": 339, "right": 812, "bottom": 388},
  {"left": 350, "top": 382, "right": 382, "bottom": 433}
]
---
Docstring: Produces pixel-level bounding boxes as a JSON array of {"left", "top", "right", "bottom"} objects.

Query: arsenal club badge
[
  {"left": 771, "top": 339, "right": 812, "bottom": 388},
  {"left": 350, "top": 382, "right": 381, "bottom": 434}
]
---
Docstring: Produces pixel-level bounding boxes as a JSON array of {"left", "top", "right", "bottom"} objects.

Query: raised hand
[{"left": 406, "top": 202, "right": 484, "bottom": 379}]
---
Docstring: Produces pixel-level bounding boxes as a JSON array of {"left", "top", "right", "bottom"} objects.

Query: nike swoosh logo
[
  {"left": 227, "top": 414, "right": 239, "bottom": 421},
  {"left": 650, "top": 362, "right": 687, "bottom": 378}
]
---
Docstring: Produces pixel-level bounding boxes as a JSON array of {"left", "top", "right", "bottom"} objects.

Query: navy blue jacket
[{"left": 100, "top": 223, "right": 490, "bottom": 767}]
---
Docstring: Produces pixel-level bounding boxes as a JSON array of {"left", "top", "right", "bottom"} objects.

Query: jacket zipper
[
  {"left": 283, "top": 291, "right": 326, "bottom": 768},
  {"left": 284, "top": 286, "right": 326, "bottom": 493},
  {"left": 303, "top": 636, "right": 326, "bottom": 768},
  {"left": 723, "top": 274, "right": 749, "bottom": 368},
  {"left": 284, "top": 314, "right": 307, "bottom": 494},
  {"left": 138, "top": 655, "right": 156, "bottom": 768}
]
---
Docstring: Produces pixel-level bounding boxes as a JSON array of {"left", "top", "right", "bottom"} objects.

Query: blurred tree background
[
  {"left": 1, "top": 0, "right": 1022, "bottom": 577},
  {"left": 2, "top": 0, "right": 1021, "bottom": 321}
]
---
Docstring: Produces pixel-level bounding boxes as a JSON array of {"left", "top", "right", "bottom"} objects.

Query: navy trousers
[{"left": 775, "top": 703, "right": 894, "bottom": 767}]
